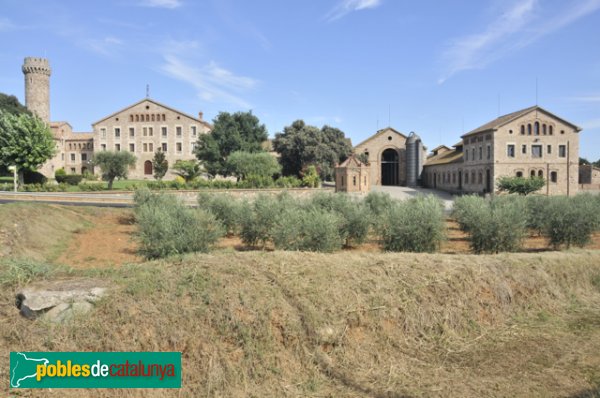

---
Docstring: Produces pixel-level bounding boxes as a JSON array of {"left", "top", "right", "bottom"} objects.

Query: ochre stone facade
[
  {"left": 422, "top": 106, "right": 581, "bottom": 196},
  {"left": 335, "top": 155, "right": 370, "bottom": 193},
  {"left": 92, "top": 99, "right": 211, "bottom": 179}
]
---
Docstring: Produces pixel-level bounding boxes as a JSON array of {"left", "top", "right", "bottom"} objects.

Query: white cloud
[
  {"left": 438, "top": 0, "right": 600, "bottom": 83},
  {"left": 137, "top": 0, "right": 182, "bottom": 9},
  {"left": 325, "top": 0, "right": 382, "bottom": 22},
  {"left": 0, "top": 17, "right": 16, "bottom": 31},
  {"left": 161, "top": 54, "right": 257, "bottom": 109},
  {"left": 84, "top": 36, "right": 123, "bottom": 56}
]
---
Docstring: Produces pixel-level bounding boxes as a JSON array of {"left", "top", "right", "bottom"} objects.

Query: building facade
[
  {"left": 422, "top": 106, "right": 581, "bottom": 196},
  {"left": 334, "top": 155, "right": 370, "bottom": 193},
  {"left": 92, "top": 99, "right": 211, "bottom": 179}
]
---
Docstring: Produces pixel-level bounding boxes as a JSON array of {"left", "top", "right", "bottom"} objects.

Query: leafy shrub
[
  {"left": 239, "top": 195, "right": 280, "bottom": 247},
  {"left": 364, "top": 191, "right": 395, "bottom": 218},
  {"left": 275, "top": 176, "right": 303, "bottom": 188},
  {"left": 199, "top": 193, "right": 247, "bottom": 236},
  {"left": 379, "top": 195, "right": 446, "bottom": 252},
  {"left": 134, "top": 190, "right": 224, "bottom": 258},
  {"left": 78, "top": 182, "right": 105, "bottom": 191},
  {"left": 455, "top": 195, "right": 527, "bottom": 253},
  {"left": 542, "top": 195, "right": 600, "bottom": 249},
  {"left": 525, "top": 195, "right": 551, "bottom": 235},
  {"left": 301, "top": 165, "right": 321, "bottom": 188},
  {"left": 272, "top": 207, "right": 343, "bottom": 252},
  {"left": 497, "top": 176, "right": 545, "bottom": 195},
  {"left": 63, "top": 174, "right": 83, "bottom": 185},
  {"left": 23, "top": 170, "right": 47, "bottom": 184},
  {"left": 237, "top": 174, "right": 274, "bottom": 188},
  {"left": 55, "top": 168, "right": 67, "bottom": 182}
]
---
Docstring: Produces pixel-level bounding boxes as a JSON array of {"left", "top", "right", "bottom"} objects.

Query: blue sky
[{"left": 1, "top": 0, "right": 599, "bottom": 159}]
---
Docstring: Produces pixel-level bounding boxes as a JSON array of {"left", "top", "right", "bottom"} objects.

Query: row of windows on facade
[
  {"left": 513, "top": 122, "right": 564, "bottom": 136},
  {"left": 130, "top": 113, "right": 167, "bottom": 122},
  {"left": 98, "top": 142, "right": 195, "bottom": 154},
  {"left": 506, "top": 144, "right": 567, "bottom": 158},
  {"left": 340, "top": 175, "right": 367, "bottom": 187},
  {"left": 465, "top": 134, "right": 492, "bottom": 145},
  {"left": 61, "top": 153, "right": 88, "bottom": 162},
  {"left": 435, "top": 169, "right": 559, "bottom": 185},
  {"left": 99, "top": 126, "right": 197, "bottom": 139},
  {"left": 67, "top": 142, "right": 93, "bottom": 150}
]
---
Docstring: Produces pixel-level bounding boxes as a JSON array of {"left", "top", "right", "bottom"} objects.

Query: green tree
[
  {"left": 92, "top": 151, "right": 136, "bottom": 190},
  {"left": 172, "top": 159, "right": 202, "bottom": 182},
  {"left": 580, "top": 157, "right": 590, "bottom": 165},
  {"left": 152, "top": 150, "right": 168, "bottom": 180},
  {"left": 0, "top": 93, "right": 31, "bottom": 116},
  {"left": 497, "top": 176, "right": 545, "bottom": 195},
  {"left": 272, "top": 120, "right": 352, "bottom": 180},
  {"left": 0, "top": 110, "right": 55, "bottom": 185},
  {"left": 225, "top": 151, "right": 281, "bottom": 181},
  {"left": 195, "top": 111, "right": 268, "bottom": 177}
]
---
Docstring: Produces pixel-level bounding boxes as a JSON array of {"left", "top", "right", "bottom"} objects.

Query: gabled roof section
[
  {"left": 337, "top": 154, "right": 366, "bottom": 168},
  {"left": 424, "top": 148, "right": 463, "bottom": 166},
  {"left": 462, "top": 105, "right": 582, "bottom": 138},
  {"left": 354, "top": 126, "right": 408, "bottom": 148},
  {"left": 92, "top": 98, "right": 212, "bottom": 128}
]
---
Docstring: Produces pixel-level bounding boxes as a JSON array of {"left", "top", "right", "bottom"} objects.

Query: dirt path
[{"left": 57, "top": 209, "right": 141, "bottom": 268}]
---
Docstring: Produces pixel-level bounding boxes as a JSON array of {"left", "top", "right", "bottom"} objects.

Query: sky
[{"left": 1, "top": 0, "right": 599, "bottom": 160}]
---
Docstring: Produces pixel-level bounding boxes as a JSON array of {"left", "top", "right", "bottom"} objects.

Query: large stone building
[
  {"left": 422, "top": 106, "right": 581, "bottom": 196},
  {"left": 21, "top": 57, "right": 210, "bottom": 180},
  {"left": 92, "top": 99, "right": 210, "bottom": 179}
]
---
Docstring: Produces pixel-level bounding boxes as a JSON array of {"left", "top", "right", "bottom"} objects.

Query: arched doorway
[
  {"left": 381, "top": 148, "right": 399, "bottom": 185},
  {"left": 144, "top": 160, "right": 153, "bottom": 176}
]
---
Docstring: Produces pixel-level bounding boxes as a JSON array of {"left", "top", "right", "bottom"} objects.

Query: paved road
[{"left": 369, "top": 185, "right": 455, "bottom": 210}]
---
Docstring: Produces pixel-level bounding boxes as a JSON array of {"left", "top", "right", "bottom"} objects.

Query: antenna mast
[{"left": 146, "top": 84, "right": 150, "bottom": 98}]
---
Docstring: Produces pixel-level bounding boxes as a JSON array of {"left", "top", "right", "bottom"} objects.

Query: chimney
[{"left": 198, "top": 111, "right": 203, "bottom": 120}]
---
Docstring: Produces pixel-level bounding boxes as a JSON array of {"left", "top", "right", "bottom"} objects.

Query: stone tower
[{"left": 22, "top": 57, "right": 51, "bottom": 123}]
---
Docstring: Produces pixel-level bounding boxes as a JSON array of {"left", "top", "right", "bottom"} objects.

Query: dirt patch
[{"left": 56, "top": 209, "right": 141, "bottom": 268}]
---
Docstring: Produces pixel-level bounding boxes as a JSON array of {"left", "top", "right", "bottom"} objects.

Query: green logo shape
[{"left": 10, "top": 352, "right": 181, "bottom": 388}]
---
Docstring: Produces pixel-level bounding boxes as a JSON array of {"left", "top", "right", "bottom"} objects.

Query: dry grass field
[{"left": 1, "top": 203, "right": 600, "bottom": 397}]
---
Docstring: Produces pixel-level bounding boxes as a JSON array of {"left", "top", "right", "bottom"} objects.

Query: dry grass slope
[{"left": 1, "top": 250, "right": 600, "bottom": 397}]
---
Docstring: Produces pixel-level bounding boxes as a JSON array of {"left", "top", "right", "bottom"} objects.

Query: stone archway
[{"left": 381, "top": 148, "right": 399, "bottom": 186}]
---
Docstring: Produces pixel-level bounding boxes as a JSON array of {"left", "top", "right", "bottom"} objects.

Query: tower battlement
[{"left": 22, "top": 57, "right": 51, "bottom": 122}]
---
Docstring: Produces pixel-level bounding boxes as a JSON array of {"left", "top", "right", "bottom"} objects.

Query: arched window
[
  {"left": 531, "top": 170, "right": 536, "bottom": 177},
  {"left": 465, "top": 172, "right": 469, "bottom": 184},
  {"left": 471, "top": 171, "right": 476, "bottom": 184},
  {"left": 538, "top": 170, "right": 543, "bottom": 177},
  {"left": 549, "top": 125, "right": 553, "bottom": 135},
  {"left": 135, "top": 115, "right": 139, "bottom": 122},
  {"left": 527, "top": 124, "right": 532, "bottom": 135},
  {"left": 478, "top": 172, "right": 483, "bottom": 184},
  {"left": 520, "top": 125, "right": 525, "bottom": 135},
  {"left": 516, "top": 171, "right": 523, "bottom": 178},
  {"left": 542, "top": 124, "right": 547, "bottom": 135},
  {"left": 534, "top": 122, "right": 540, "bottom": 135}
]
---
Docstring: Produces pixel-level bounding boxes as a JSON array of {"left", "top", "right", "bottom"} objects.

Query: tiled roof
[{"left": 424, "top": 149, "right": 463, "bottom": 166}]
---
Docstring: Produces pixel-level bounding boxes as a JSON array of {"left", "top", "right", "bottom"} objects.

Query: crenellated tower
[{"left": 22, "top": 57, "right": 51, "bottom": 123}]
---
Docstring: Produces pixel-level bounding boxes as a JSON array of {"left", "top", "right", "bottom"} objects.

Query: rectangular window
[
  {"left": 61, "top": 153, "right": 65, "bottom": 160},
  {"left": 472, "top": 148, "right": 475, "bottom": 160},
  {"left": 129, "top": 143, "right": 135, "bottom": 152},
  {"left": 176, "top": 126, "right": 182, "bottom": 137},
  {"left": 465, "top": 151, "right": 468, "bottom": 161},
  {"left": 551, "top": 171, "right": 558, "bottom": 183},
  {"left": 101, "top": 128, "right": 106, "bottom": 139},
  {"left": 522, "top": 144, "right": 527, "bottom": 154},
  {"left": 507, "top": 144, "right": 515, "bottom": 158},
  {"left": 161, "top": 143, "right": 168, "bottom": 152},
  {"left": 129, "top": 127, "right": 135, "bottom": 137},
  {"left": 532, "top": 145, "right": 542, "bottom": 158},
  {"left": 191, "top": 142, "right": 196, "bottom": 153},
  {"left": 478, "top": 146, "right": 482, "bottom": 160},
  {"left": 162, "top": 127, "right": 168, "bottom": 137},
  {"left": 547, "top": 145, "right": 552, "bottom": 154},
  {"left": 558, "top": 145, "right": 566, "bottom": 158},
  {"left": 191, "top": 126, "right": 197, "bottom": 137},
  {"left": 149, "top": 143, "right": 153, "bottom": 152},
  {"left": 143, "top": 127, "right": 147, "bottom": 137},
  {"left": 81, "top": 153, "right": 87, "bottom": 161},
  {"left": 176, "top": 142, "right": 182, "bottom": 153},
  {"left": 148, "top": 127, "right": 153, "bottom": 137},
  {"left": 115, "top": 144, "right": 121, "bottom": 151},
  {"left": 114, "top": 128, "right": 121, "bottom": 138},
  {"left": 70, "top": 153, "right": 76, "bottom": 162},
  {"left": 143, "top": 143, "right": 148, "bottom": 152},
  {"left": 486, "top": 145, "right": 490, "bottom": 160},
  {"left": 70, "top": 168, "right": 76, "bottom": 174}
]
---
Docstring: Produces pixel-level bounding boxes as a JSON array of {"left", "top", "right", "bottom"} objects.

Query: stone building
[
  {"left": 92, "top": 98, "right": 211, "bottom": 179},
  {"left": 21, "top": 56, "right": 211, "bottom": 180},
  {"left": 353, "top": 127, "right": 427, "bottom": 186},
  {"left": 422, "top": 106, "right": 581, "bottom": 196},
  {"left": 579, "top": 164, "right": 600, "bottom": 190},
  {"left": 334, "top": 155, "right": 370, "bottom": 193}
]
